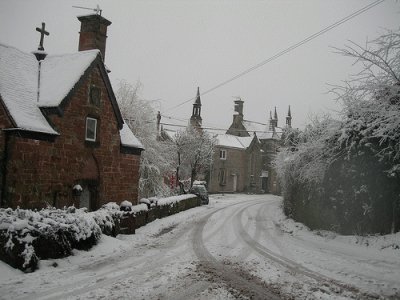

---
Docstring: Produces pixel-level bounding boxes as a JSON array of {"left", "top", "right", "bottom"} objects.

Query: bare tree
[
  {"left": 174, "top": 126, "right": 215, "bottom": 189},
  {"left": 116, "top": 81, "right": 175, "bottom": 198}
]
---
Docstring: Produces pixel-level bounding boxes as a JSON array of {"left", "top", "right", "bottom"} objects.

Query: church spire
[
  {"left": 190, "top": 87, "right": 202, "bottom": 129},
  {"left": 269, "top": 110, "right": 273, "bottom": 131},
  {"left": 195, "top": 86, "right": 201, "bottom": 105},
  {"left": 268, "top": 107, "right": 278, "bottom": 131},
  {"left": 286, "top": 105, "right": 292, "bottom": 128}
]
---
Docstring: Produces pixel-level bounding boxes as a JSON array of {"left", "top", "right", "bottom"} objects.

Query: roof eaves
[{"left": 0, "top": 94, "right": 17, "bottom": 128}]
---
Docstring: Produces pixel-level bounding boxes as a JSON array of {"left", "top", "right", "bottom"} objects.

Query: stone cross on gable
[{"left": 36, "top": 22, "right": 49, "bottom": 51}]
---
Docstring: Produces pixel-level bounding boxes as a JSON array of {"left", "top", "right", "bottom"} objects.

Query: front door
[
  {"left": 79, "top": 183, "right": 98, "bottom": 211},
  {"left": 79, "top": 186, "right": 90, "bottom": 210},
  {"left": 232, "top": 174, "right": 237, "bottom": 192},
  {"left": 262, "top": 177, "right": 268, "bottom": 193}
]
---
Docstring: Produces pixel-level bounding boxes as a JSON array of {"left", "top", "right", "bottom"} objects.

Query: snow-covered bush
[
  {"left": 0, "top": 206, "right": 102, "bottom": 272},
  {"left": 275, "top": 28, "right": 400, "bottom": 234}
]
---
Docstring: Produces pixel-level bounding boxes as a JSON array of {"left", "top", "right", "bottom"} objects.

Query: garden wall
[{"left": 0, "top": 194, "right": 200, "bottom": 272}]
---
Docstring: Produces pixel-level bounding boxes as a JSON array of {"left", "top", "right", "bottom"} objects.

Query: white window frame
[
  {"left": 219, "top": 149, "right": 227, "bottom": 160},
  {"left": 85, "top": 117, "right": 97, "bottom": 142}
]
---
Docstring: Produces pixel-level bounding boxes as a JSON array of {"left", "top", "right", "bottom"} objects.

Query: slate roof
[
  {"left": 0, "top": 43, "right": 142, "bottom": 149},
  {"left": 0, "top": 43, "right": 57, "bottom": 134},
  {"left": 216, "top": 134, "right": 255, "bottom": 150},
  {"left": 242, "top": 119, "right": 283, "bottom": 140}
]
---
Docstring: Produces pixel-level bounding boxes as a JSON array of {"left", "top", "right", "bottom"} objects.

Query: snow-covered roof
[
  {"left": 216, "top": 134, "right": 255, "bottom": 150},
  {"left": 0, "top": 43, "right": 99, "bottom": 134},
  {"left": 242, "top": 120, "right": 283, "bottom": 140},
  {"left": 39, "top": 50, "right": 99, "bottom": 107},
  {"left": 0, "top": 43, "right": 58, "bottom": 134},
  {"left": 120, "top": 123, "right": 144, "bottom": 149}
]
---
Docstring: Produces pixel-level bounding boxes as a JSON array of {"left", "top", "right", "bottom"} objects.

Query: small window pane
[
  {"left": 219, "top": 150, "right": 226, "bottom": 160},
  {"left": 86, "top": 118, "right": 97, "bottom": 141}
]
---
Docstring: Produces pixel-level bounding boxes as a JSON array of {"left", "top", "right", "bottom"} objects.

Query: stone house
[
  {"left": 208, "top": 133, "right": 262, "bottom": 193},
  {"left": 209, "top": 98, "right": 291, "bottom": 194},
  {"left": 0, "top": 14, "right": 144, "bottom": 210}
]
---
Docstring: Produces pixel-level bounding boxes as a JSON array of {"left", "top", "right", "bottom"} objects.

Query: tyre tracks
[
  {"left": 192, "top": 199, "right": 281, "bottom": 300},
  {"left": 233, "top": 202, "right": 375, "bottom": 298}
]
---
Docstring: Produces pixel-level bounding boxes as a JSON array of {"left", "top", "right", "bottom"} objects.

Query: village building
[
  {"left": 209, "top": 98, "right": 292, "bottom": 194},
  {"left": 0, "top": 14, "right": 144, "bottom": 210},
  {"left": 155, "top": 87, "right": 291, "bottom": 195}
]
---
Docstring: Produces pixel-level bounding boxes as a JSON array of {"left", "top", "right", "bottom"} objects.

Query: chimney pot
[{"left": 77, "top": 14, "right": 111, "bottom": 61}]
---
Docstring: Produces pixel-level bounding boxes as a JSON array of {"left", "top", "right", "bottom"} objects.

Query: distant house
[
  {"left": 0, "top": 14, "right": 144, "bottom": 210},
  {"left": 209, "top": 98, "right": 291, "bottom": 194},
  {"left": 208, "top": 133, "right": 262, "bottom": 193}
]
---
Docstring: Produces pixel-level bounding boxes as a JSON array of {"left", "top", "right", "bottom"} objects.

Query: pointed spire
[
  {"left": 286, "top": 105, "right": 292, "bottom": 128},
  {"left": 195, "top": 86, "right": 201, "bottom": 105},
  {"left": 269, "top": 107, "right": 279, "bottom": 130},
  {"left": 190, "top": 87, "right": 202, "bottom": 129}
]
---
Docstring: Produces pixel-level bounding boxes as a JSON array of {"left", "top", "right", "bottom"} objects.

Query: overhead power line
[
  {"left": 159, "top": 122, "right": 277, "bottom": 134},
  {"left": 165, "top": 0, "right": 384, "bottom": 112}
]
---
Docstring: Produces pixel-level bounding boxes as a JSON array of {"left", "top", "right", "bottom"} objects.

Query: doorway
[
  {"left": 79, "top": 182, "right": 98, "bottom": 211},
  {"left": 232, "top": 174, "right": 237, "bottom": 192}
]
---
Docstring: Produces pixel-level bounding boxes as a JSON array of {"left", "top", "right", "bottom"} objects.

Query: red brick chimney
[{"left": 77, "top": 14, "right": 111, "bottom": 61}]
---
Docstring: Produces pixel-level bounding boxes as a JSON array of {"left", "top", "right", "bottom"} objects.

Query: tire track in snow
[
  {"left": 192, "top": 201, "right": 281, "bottom": 300},
  {"left": 233, "top": 204, "right": 372, "bottom": 298},
  {"left": 5, "top": 199, "right": 254, "bottom": 300}
]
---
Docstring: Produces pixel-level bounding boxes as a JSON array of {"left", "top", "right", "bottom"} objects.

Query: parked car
[{"left": 190, "top": 184, "right": 209, "bottom": 205}]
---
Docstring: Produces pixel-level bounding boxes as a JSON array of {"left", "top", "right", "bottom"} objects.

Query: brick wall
[{"left": 2, "top": 64, "right": 141, "bottom": 209}]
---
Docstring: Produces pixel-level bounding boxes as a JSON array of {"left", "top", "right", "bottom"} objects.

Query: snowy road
[{"left": 1, "top": 194, "right": 399, "bottom": 299}]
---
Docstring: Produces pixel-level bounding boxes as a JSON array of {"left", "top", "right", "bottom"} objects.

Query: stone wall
[
  {"left": 135, "top": 195, "right": 201, "bottom": 229},
  {"left": 209, "top": 146, "right": 247, "bottom": 193}
]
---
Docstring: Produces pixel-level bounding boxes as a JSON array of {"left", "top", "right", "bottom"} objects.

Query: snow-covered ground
[{"left": 0, "top": 194, "right": 399, "bottom": 299}]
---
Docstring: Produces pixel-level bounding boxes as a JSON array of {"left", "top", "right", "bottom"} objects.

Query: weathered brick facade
[
  {"left": 0, "top": 60, "right": 141, "bottom": 209},
  {"left": 0, "top": 14, "right": 143, "bottom": 210}
]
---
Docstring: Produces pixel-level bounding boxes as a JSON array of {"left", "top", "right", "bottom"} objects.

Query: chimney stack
[{"left": 77, "top": 14, "right": 111, "bottom": 61}]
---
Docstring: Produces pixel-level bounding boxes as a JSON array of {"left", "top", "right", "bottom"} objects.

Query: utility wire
[
  {"left": 159, "top": 122, "right": 278, "bottom": 134},
  {"left": 165, "top": 0, "right": 384, "bottom": 112}
]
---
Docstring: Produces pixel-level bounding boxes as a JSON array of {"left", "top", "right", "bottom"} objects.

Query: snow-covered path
[{"left": 1, "top": 194, "right": 399, "bottom": 299}]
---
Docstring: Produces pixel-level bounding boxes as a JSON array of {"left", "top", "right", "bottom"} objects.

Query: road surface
[{"left": 0, "top": 194, "right": 399, "bottom": 299}]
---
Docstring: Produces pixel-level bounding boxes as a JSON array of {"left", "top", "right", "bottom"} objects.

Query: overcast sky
[{"left": 1, "top": 0, "right": 399, "bottom": 131}]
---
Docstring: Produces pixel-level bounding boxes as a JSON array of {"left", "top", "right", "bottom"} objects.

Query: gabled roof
[
  {"left": 242, "top": 119, "right": 283, "bottom": 140},
  {"left": 216, "top": 134, "right": 256, "bottom": 150},
  {"left": 0, "top": 43, "right": 58, "bottom": 134},
  {"left": 38, "top": 50, "right": 99, "bottom": 107},
  {"left": 120, "top": 123, "right": 144, "bottom": 149},
  {"left": 0, "top": 43, "right": 141, "bottom": 149},
  {"left": 0, "top": 43, "right": 103, "bottom": 134}
]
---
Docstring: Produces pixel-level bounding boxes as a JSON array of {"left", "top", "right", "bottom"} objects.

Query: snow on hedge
[
  {"left": 0, "top": 206, "right": 103, "bottom": 272},
  {"left": 153, "top": 194, "right": 197, "bottom": 207},
  {"left": 0, "top": 203, "right": 134, "bottom": 272}
]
